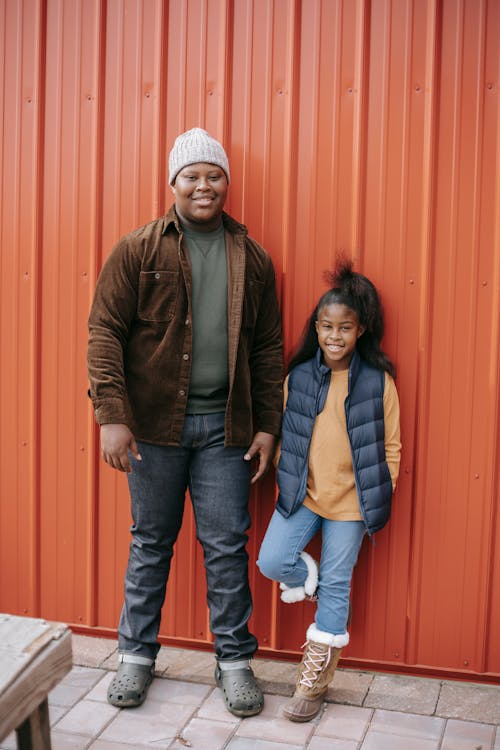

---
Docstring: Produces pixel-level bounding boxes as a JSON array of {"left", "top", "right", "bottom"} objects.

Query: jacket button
[
  {"left": 183, "top": 353, "right": 189, "bottom": 360},
  {"left": 185, "top": 318, "right": 190, "bottom": 325},
  {"left": 179, "top": 389, "right": 185, "bottom": 396},
  {"left": 155, "top": 272, "right": 160, "bottom": 279}
]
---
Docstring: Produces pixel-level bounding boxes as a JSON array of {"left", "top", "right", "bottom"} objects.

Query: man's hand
[
  {"left": 244, "top": 431, "right": 277, "bottom": 484},
  {"left": 100, "top": 423, "right": 141, "bottom": 473}
]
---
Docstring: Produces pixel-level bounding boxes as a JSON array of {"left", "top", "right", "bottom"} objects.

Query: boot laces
[{"left": 298, "top": 641, "right": 332, "bottom": 689}]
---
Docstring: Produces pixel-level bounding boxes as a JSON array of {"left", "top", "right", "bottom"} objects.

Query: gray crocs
[
  {"left": 215, "top": 663, "right": 264, "bottom": 717},
  {"left": 107, "top": 661, "right": 155, "bottom": 707}
]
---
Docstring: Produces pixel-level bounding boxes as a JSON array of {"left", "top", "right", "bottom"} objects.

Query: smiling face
[
  {"left": 172, "top": 162, "right": 228, "bottom": 232},
  {"left": 315, "top": 303, "right": 365, "bottom": 371}
]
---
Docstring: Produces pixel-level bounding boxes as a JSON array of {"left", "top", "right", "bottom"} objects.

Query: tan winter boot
[{"left": 282, "top": 624, "right": 349, "bottom": 722}]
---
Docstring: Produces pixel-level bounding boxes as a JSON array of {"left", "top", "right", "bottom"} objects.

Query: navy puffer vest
[{"left": 276, "top": 349, "right": 393, "bottom": 535}]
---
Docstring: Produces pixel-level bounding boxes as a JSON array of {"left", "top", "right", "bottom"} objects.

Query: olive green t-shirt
[{"left": 182, "top": 224, "right": 229, "bottom": 414}]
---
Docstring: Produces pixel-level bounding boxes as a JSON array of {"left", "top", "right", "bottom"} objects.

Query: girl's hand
[{"left": 244, "top": 432, "right": 277, "bottom": 484}]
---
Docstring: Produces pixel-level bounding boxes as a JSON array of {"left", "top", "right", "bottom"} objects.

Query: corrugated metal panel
[
  {"left": 1, "top": 0, "right": 499, "bottom": 680},
  {"left": 1, "top": 0, "right": 44, "bottom": 618}
]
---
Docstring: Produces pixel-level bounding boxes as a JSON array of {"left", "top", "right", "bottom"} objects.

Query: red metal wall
[{"left": 1, "top": 0, "right": 499, "bottom": 681}]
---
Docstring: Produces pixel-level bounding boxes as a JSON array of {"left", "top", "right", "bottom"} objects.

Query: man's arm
[
  {"left": 246, "top": 256, "right": 283, "bottom": 479},
  {"left": 249, "top": 256, "right": 284, "bottom": 431},
  {"left": 88, "top": 239, "right": 141, "bottom": 470},
  {"left": 87, "top": 238, "right": 139, "bottom": 425}
]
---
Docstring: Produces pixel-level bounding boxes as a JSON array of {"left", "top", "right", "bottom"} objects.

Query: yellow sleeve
[
  {"left": 273, "top": 376, "right": 289, "bottom": 467},
  {"left": 384, "top": 373, "right": 401, "bottom": 489}
]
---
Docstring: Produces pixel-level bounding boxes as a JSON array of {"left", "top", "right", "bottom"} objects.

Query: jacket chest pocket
[{"left": 138, "top": 270, "right": 179, "bottom": 322}]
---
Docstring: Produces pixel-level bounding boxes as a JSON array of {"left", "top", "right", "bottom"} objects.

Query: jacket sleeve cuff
[
  {"left": 93, "top": 399, "right": 128, "bottom": 426},
  {"left": 255, "top": 412, "right": 282, "bottom": 437}
]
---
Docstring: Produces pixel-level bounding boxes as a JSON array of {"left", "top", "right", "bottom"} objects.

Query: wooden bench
[{"left": 0, "top": 614, "right": 72, "bottom": 749}]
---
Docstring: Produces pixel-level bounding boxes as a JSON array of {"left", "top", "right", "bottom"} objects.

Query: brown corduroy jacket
[{"left": 87, "top": 206, "right": 283, "bottom": 446}]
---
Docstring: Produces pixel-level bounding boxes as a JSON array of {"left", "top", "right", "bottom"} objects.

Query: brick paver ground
[{"left": 2, "top": 635, "right": 499, "bottom": 750}]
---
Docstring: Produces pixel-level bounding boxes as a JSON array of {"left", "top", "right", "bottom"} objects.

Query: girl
[{"left": 257, "top": 258, "right": 401, "bottom": 722}]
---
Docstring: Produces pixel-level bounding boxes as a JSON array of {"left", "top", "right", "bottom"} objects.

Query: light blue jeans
[{"left": 257, "top": 504, "right": 365, "bottom": 635}]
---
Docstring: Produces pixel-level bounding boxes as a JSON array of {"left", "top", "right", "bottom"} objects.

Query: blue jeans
[
  {"left": 118, "top": 412, "right": 257, "bottom": 662},
  {"left": 257, "top": 504, "right": 365, "bottom": 634}
]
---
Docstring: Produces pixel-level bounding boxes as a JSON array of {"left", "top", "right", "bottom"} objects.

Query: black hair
[{"left": 287, "top": 257, "right": 396, "bottom": 377}]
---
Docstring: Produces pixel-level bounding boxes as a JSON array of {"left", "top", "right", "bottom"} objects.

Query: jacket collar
[
  {"left": 314, "top": 347, "right": 331, "bottom": 377},
  {"left": 161, "top": 204, "right": 248, "bottom": 238}
]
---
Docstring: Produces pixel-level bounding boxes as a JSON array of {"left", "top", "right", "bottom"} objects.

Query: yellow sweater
[{"left": 278, "top": 369, "right": 401, "bottom": 521}]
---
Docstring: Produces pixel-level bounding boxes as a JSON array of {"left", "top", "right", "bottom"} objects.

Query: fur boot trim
[
  {"left": 280, "top": 552, "right": 319, "bottom": 604},
  {"left": 280, "top": 584, "right": 306, "bottom": 603},
  {"left": 306, "top": 623, "right": 349, "bottom": 649},
  {"left": 301, "top": 552, "right": 319, "bottom": 596}
]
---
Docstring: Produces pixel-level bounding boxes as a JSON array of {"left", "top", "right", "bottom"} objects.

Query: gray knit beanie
[{"left": 168, "top": 127, "right": 230, "bottom": 185}]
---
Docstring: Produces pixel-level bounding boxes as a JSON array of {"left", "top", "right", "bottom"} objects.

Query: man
[{"left": 87, "top": 128, "right": 283, "bottom": 717}]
